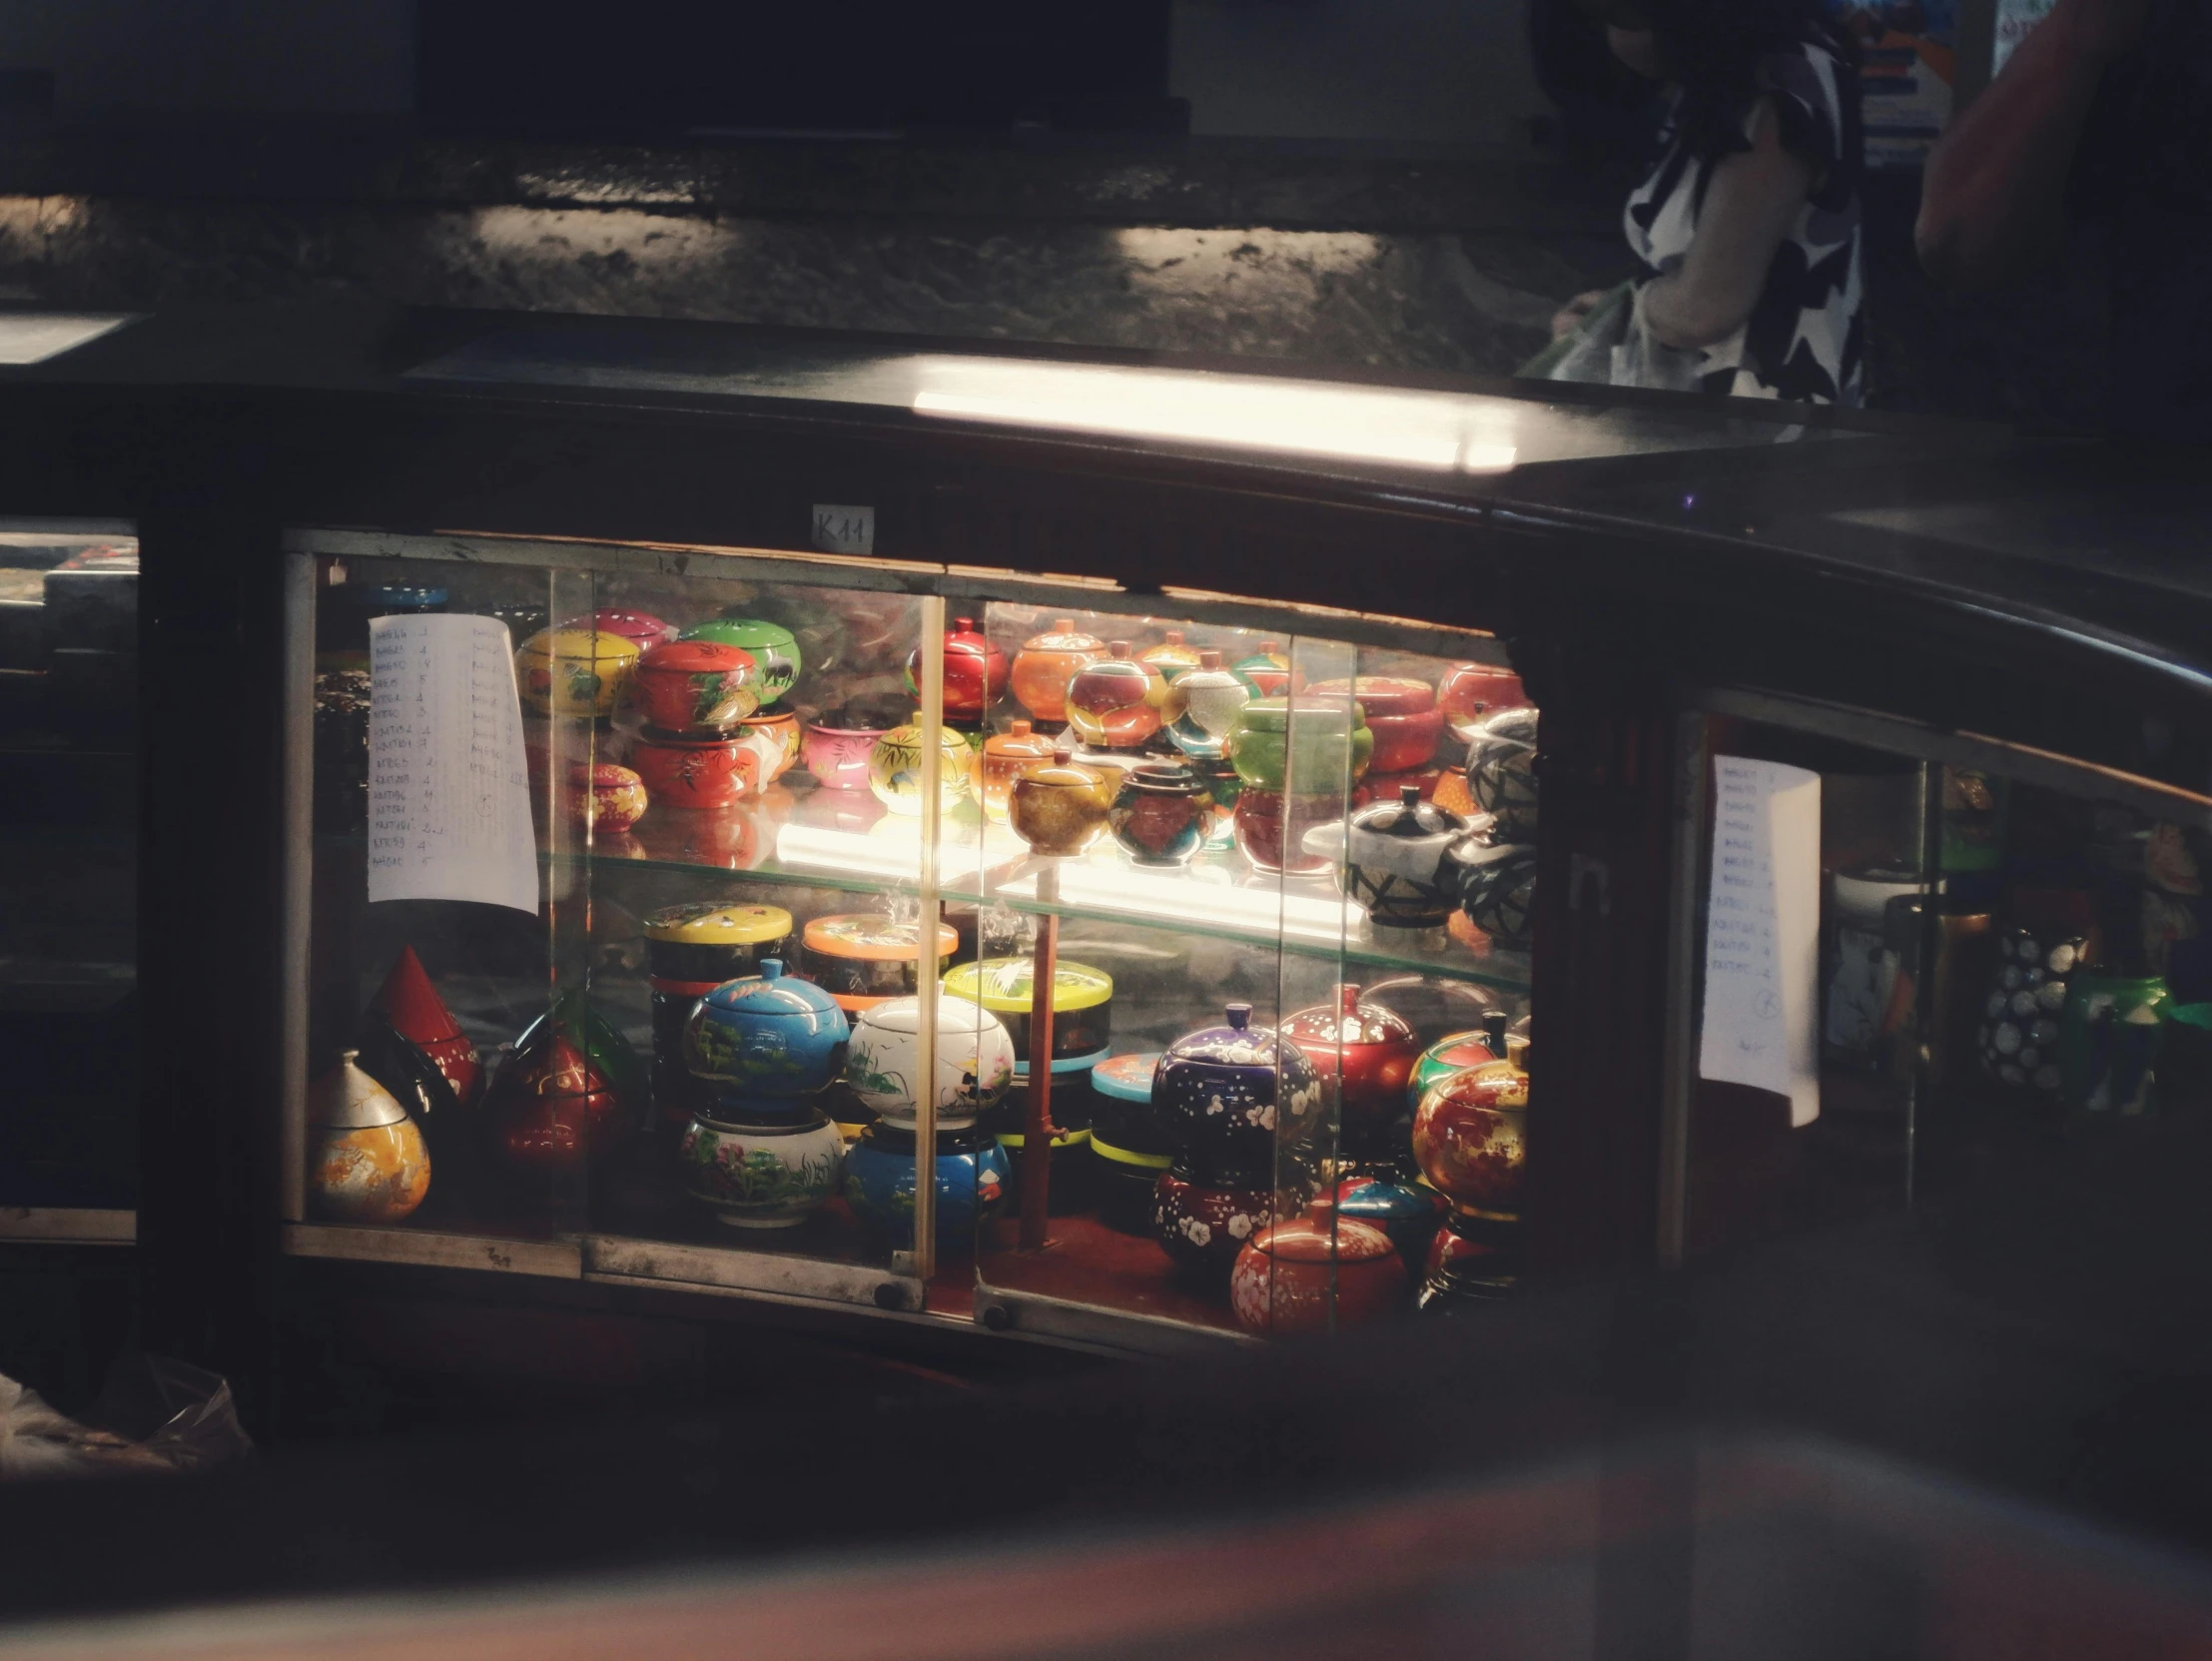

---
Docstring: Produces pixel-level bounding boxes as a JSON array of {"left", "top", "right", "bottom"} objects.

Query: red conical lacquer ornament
[{"left": 374, "top": 946, "right": 481, "bottom": 1107}]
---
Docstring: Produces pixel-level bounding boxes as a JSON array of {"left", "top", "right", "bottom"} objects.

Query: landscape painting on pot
[
  {"left": 869, "top": 718, "right": 973, "bottom": 815},
  {"left": 308, "top": 1050, "right": 431, "bottom": 1225},
  {"left": 846, "top": 994, "right": 1017, "bottom": 1129},
  {"left": 678, "top": 1108, "right": 845, "bottom": 1229},
  {"left": 633, "top": 638, "right": 759, "bottom": 731},
  {"left": 678, "top": 616, "right": 801, "bottom": 703},
  {"left": 844, "top": 1122, "right": 1011, "bottom": 1246},
  {"left": 516, "top": 627, "right": 641, "bottom": 719},
  {"left": 683, "top": 960, "right": 851, "bottom": 1111}
]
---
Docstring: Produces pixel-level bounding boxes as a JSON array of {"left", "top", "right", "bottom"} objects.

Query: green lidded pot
[
  {"left": 679, "top": 616, "right": 801, "bottom": 704},
  {"left": 1227, "top": 696, "right": 1374, "bottom": 794},
  {"left": 2057, "top": 971, "right": 2170, "bottom": 1116}
]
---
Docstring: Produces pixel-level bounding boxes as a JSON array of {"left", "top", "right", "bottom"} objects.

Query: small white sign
[
  {"left": 1699, "top": 756, "right": 1824, "bottom": 1127},
  {"left": 368, "top": 614, "right": 539, "bottom": 915},
  {"left": 812, "top": 503, "right": 875, "bottom": 556}
]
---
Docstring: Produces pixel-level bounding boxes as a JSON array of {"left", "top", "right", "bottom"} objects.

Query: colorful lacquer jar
[
  {"left": 677, "top": 1105, "right": 845, "bottom": 1229},
  {"left": 801, "top": 914, "right": 960, "bottom": 1014},
  {"left": 1011, "top": 618, "right": 1106, "bottom": 725},
  {"left": 869, "top": 717, "right": 973, "bottom": 815},
  {"left": 631, "top": 727, "right": 754, "bottom": 808},
  {"left": 735, "top": 706, "right": 802, "bottom": 786},
  {"left": 566, "top": 761, "right": 649, "bottom": 833},
  {"left": 644, "top": 902, "right": 794, "bottom": 983},
  {"left": 979, "top": 720, "right": 1056, "bottom": 825},
  {"left": 373, "top": 945, "right": 480, "bottom": 1110},
  {"left": 683, "top": 959, "right": 851, "bottom": 1120},
  {"left": 843, "top": 1121, "right": 1011, "bottom": 1247},
  {"left": 846, "top": 994, "right": 1017, "bottom": 1130},
  {"left": 633, "top": 638, "right": 759, "bottom": 732},
  {"left": 1139, "top": 630, "right": 1203, "bottom": 683},
  {"left": 1106, "top": 762, "right": 1214, "bottom": 868},
  {"left": 679, "top": 616, "right": 801, "bottom": 704},
  {"left": 943, "top": 958, "right": 1114, "bottom": 1066},
  {"left": 1230, "top": 1215, "right": 1406, "bottom": 1335},
  {"left": 516, "top": 627, "right": 642, "bottom": 719},
  {"left": 1089, "top": 1051, "right": 1172, "bottom": 1234},
  {"left": 1280, "top": 984, "right": 1423, "bottom": 1136},
  {"left": 308, "top": 1050, "right": 431, "bottom": 1225},
  {"left": 485, "top": 999, "right": 645, "bottom": 1202},
  {"left": 1233, "top": 641, "right": 1294, "bottom": 697},
  {"left": 1153, "top": 1002, "right": 1323, "bottom": 1178},
  {"left": 1405, "top": 1028, "right": 1507, "bottom": 1114},
  {"left": 574, "top": 607, "right": 677, "bottom": 649},
  {"left": 907, "top": 615, "right": 1009, "bottom": 721},
  {"left": 1411, "top": 1062, "right": 1529, "bottom": 1221},
  {"left": 1332, "top": 785, "right": 1467, "bottom": 934},
  {"left": 1308, "top": 676, "right": 1441, "bottom": 775},
  {"left": 1232, "top": 787, "right": 1337, "bottom": 877},
  {"left": 1228, "top": 697, "right": 1373, "bottom": 794},
  {"left": 801, "top": 713, "right": 895, "bottom": 791},
  {"left": 1164, "top": 650, "right": 1252, "bottom": 761},
  {"left": 1438, "top": 661, "right": 1529, "bottom": 729},
  {"left": 1009, "top": 749, "right": 1115, "bottom": 856},
  {"left": 1326, "top": 1174, "right": 1449, "bottom": 1279},
  {"left": 1066, "top": 641, "right": 1167, "bottom": 749},
  {"left": 2058, "top": 971, "right": 2171, "bottom": 1115},
  {"left": 1152, "top": 1160, "right": 1275, "bottom": 1286}
]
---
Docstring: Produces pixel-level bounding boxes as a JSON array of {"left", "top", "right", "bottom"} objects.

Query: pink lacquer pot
[{"left": 801, "top": 720, "right": 886, "bottom": 790}]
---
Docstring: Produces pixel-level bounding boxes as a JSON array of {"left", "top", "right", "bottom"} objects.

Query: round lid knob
[
  {"left": 1010, "top": 719, "right": 1032, "bottom": 736},
  {"left": 1400, "top": 784, "right": 1421, "bottom": 807},
  {"left": 1108, "top": 639, "right": 1129, "bottom": 657},
  {"left": 1225, "top": 1002, "right": 1251, "bottom": 1032},
  {"left": 1198, "top": 650, "right": 1222, "bottom": 670},
  {"left": 760, "top": 959, "right": 786, "bottom": 980}
]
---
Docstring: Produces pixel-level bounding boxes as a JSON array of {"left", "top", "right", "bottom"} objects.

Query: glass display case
[
  {"left": 283, "top": 528, "right": 1536, "bottom": 1347},
  {"left": 0, "top": 519, "right": 140, "bottom": 1244},
  {"left": 1669, "top": 689, "right": 2212, "bottom": 1261}
]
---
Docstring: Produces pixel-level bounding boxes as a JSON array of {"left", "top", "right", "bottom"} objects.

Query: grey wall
[
  {"left": 1173, "top": 0, "right": 1547, "bottom": 148},
  {"left": 7, "top": 0, "right": 1545, "bottom": 145},
  {"left": 8, "top": 0, "right": 413, "bottom": 121}
]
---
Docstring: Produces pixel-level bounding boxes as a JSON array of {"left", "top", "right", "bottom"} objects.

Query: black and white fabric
[{"left": 1618, "top": 37, "right": 1865, "bottom": 406}]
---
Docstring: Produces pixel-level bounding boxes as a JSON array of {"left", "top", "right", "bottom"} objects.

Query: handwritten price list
[
  {"left": 368, "top": 614, "right": 538, "bottom": 914},
  {"left": 1697, "top": 756, "right": 1823, "bottom": 1127}
]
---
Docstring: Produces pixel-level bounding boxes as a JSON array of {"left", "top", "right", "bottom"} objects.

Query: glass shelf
[{"left": 322, "top": 776, "right": 1529, "bottom": 991}]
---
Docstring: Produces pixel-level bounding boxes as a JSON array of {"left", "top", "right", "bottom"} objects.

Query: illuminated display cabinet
[{"left": 0, "top": 304, "right": 2205, "bottom": 1400}]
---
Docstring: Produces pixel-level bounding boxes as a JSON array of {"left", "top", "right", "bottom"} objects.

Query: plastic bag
[{"left": 0, "top": 1355, "right": 253, "bottom": 1480}]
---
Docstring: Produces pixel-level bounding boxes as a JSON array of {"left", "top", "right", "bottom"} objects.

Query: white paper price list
[
  {"left": 367, "top": 613, "right": 538, "bottom": 914},
  {"left": 1697, "top": 756, "right": 1822, "bottom": 1127}
]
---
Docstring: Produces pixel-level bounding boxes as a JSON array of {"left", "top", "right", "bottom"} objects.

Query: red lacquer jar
[
  {"left": 630, "top": 727, "right": 756, "bottom": 809},
  {"left": 1232, "top": 788, "right": 1336, "bottom": 876},
  {"left": 908, "top": 615, "right": 1010, "bottom": 721},
  {"left": 632, "top": 638, "right": 760, "bottom": 733},
  {"left": 1011, "top": 618, "right": 1107, "bottom": 725},
  {"left": 1438, "top": 662, "right": 1529, "bottom": 728},
  {"left": 1230, "top": 1216, "right": 1406, "bottom": 1335},
  {"left": 1279, "top": 984, "right": 1421, "bottom": 1130},
  {"left": 1309, "top": 676, "right": 1441, "bottom": 775},
  {"left": 566, "top": 761, "right": 649, "bottom": 833}
]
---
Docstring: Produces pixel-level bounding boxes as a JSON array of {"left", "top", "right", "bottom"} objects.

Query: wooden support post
[{"left": 1021, "top": 860, "right": 1061, "bottom": 1249}]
